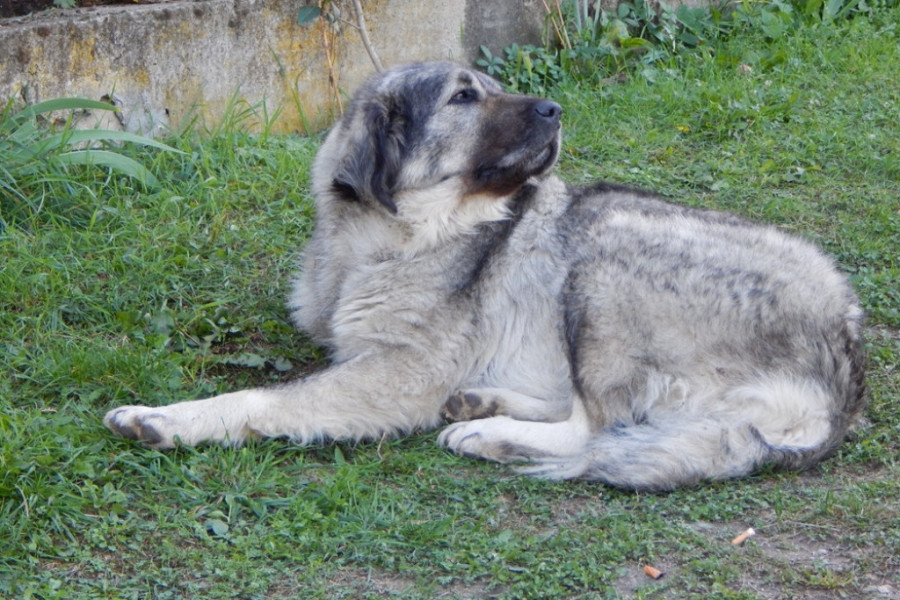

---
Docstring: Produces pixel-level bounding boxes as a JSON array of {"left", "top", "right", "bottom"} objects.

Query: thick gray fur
[{"left": 105, "top": 62, "right": 865, "bottom": 491}]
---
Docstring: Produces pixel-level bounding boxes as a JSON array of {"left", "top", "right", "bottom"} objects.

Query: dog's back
[{"left": 511, "top": 181, "right": 866, "bottom": 490}]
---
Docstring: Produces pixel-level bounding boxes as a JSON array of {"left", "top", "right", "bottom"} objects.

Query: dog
[{"left": 104, "top": 61, "right": 866, "bottom": 491}]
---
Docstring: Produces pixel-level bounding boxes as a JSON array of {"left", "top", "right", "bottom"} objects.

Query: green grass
[{"left": 2, "top": 10, "right": 899, "bottom": 600}]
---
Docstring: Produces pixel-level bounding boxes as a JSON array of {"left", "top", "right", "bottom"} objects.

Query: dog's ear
[{"left": 331, "top": 95, "right": 409, "bottom": 214}]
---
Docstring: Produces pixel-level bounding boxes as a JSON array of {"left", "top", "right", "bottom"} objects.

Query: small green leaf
[
  {"left": 619, "top": 37, "right": 649, "bottom": 49},
  {"left": 224, "top": 353, "right": 267, "bottom": 368},
  {"left": 676, "top": 31, "right": 701, "bottom": 46},
  {"left": 149, "top": 310, "right": 175, "bottom": 335},
  {"left": 205, "top": 518, "right": 229, "bottom": 537},
  {"left": 297, "top": 6, "right": 321, "bottom": 25},
  {"left": 605, "top": 19, "right": 631, "bottom": 44},
  {"left": 272, "top": 356, "right": 293, "bottom": 372},
  {"left": 804, "top": 0, "right": 825, "bottom": 17}
]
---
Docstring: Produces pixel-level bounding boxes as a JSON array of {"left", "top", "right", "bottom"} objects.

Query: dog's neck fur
[
  {"left": 393, "top": 178, "right": 515, "bottom": 254},
  {"left": 318, "top": 178, "right": 532, "bottom": 261}
]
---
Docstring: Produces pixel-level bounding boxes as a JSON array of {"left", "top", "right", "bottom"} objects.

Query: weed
[
  {"left": 0, "top": 97, "right": 179, "bottom": 227},
  {"left": 482, "top": 0, "right": 900, "bottom": 95},
  {"left": 481, "top": 0, "right": 738, "bottom": 93}
]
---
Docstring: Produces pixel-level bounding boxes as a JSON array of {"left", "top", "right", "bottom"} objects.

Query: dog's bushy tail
[
  {"left": 524, "top": 305, "right": 866, "bottom": 492},
  {"left": 522, "top": 369, "right": 865, "bottom": 492}
]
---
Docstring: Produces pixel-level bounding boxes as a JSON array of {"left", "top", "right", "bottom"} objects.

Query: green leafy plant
[
  {"left": 0, "top": 97, "right": 179, "bottom": 225},
  {"left": 296, "top": 4, "right": 322, "bottom": 24},
  {"left": 478, "top": 44, "right": 567, "bottom": 96},
  {"left": 484, "top": 0, "right": 899, "bottom": 93},
  {"left": 481, "top": 0, "right": 736, "bottom": 93},
  {"left": 732, "top": 0, "right": 899, "bottom": 36}
]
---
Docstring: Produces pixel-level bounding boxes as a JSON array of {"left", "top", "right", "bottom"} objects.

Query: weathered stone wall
[{"left": 0, "top": 0, "right": 546, "bottom": 134}]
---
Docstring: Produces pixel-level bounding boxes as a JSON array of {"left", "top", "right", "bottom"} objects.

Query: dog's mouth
[
  {"left": 530, "top": 139, "right": 559, "bottom": 175},
  {"left": 468, "top": 132, "right": 561, "bottom": 197},
  {"left": 496, "top": 136, "right": 560, "bottom": 175}
]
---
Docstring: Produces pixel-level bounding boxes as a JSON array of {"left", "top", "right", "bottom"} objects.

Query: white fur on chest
[{"left": 467, "top": 190, "right": 574, "bottom": 403}]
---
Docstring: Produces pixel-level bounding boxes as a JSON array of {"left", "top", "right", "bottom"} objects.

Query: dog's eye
[{"left": 449, "top": 89, "right": 478, "bottom": 105}]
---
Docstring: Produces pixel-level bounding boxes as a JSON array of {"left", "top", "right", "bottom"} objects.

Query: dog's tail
[
  {"left": 522, "top": 368, "right": 866, "bottom": 492},
  {"left": 524, "top": 304, "right": 866, "bottom": 491}
]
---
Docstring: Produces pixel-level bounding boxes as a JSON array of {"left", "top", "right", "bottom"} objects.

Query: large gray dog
[{"left": 105, "top": 62, "right": 865, "bottom": 491}]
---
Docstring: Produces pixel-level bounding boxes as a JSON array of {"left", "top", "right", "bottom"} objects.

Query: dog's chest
[{"left": 470, "top": 219, "right": 572, "bottom": 397}]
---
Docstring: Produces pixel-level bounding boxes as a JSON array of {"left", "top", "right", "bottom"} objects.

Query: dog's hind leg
[
  {"left": 437, "top": 395, "right": 591, "bottom": 463},
  {"left": 517, "top": 376, "right": 843, "bottom": 491},
  {"left": 442, "top": 387, "right": 573, "bottom": 423},
  {"left": 516, "top": 415, "right": 773, "bottom": 491}
]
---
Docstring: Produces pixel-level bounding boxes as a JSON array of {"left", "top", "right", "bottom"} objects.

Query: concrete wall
[{"left": 0, "top": 0, "right": 546, "bottom": 134}]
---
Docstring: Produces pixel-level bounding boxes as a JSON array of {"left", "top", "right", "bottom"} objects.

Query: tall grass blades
[{"left": 0, "top": 97, "right": 179, "bottom": 227}]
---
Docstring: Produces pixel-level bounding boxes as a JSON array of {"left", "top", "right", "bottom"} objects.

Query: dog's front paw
[
  {"left": 441, "top": 390, "right": 498, "bottom": 422},
  {"left": 103, "top": 406, "right": 178, "bottom": 449},
  {"left": 437, "top": 418, "right": 534, "bottom": 464}
]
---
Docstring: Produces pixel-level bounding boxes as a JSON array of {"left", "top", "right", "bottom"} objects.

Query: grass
[
  {"left": 0, "top": 97, "right": 183, "bottom": 225},
  {"left": 2, "top": 9, "right": 899, "bottom": 600}
]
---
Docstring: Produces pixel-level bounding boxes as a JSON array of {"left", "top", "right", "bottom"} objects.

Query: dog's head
[{"left": 314, "top": 62, "right": 562, "bottom": 216}]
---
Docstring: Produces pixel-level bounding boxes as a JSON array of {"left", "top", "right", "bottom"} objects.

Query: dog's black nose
[{"left": 535, "top": 100, "right": 562, "bottom": 121}]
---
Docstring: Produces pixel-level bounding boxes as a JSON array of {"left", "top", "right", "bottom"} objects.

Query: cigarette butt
[
  {"left": 731, "top": 527, "right": 756, "bottom": 545},
  {"left": 643, "top": 564, "right": 665, "bottom": 580}
]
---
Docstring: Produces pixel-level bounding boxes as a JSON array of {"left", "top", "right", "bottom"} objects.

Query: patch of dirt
[
  {"left": 736, "top": 532, "right": 898, "bottom": 600},
  {"left": 613, "top": 561, "right": 673, "bottom": 598},
  {"left": 269, "top": 568, "right": 503, "bottom": 600},
  {"left": 610, "top": 468, "right": 900, "bottom": 600}
]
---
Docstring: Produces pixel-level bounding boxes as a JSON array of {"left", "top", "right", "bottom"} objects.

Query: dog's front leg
[{"left": 103, "top": 352, "right": 452, "bottom": 449}]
